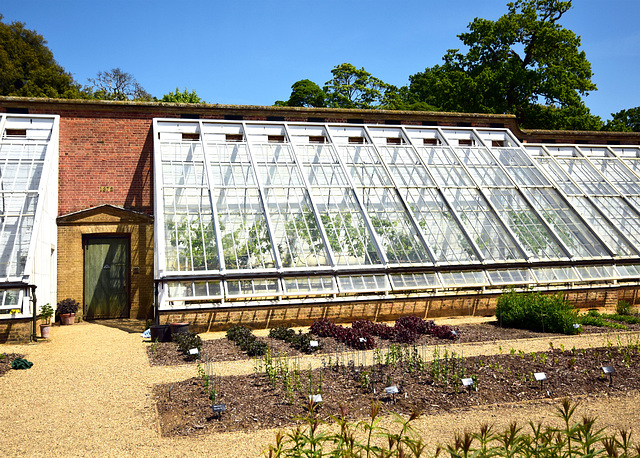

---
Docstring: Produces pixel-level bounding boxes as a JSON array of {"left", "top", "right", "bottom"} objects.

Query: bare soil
[
  {"left": 150, "top": 320, "right": 640, "bottom": 438},
  {"left": 0, "top": 353, "right": 23, "bottom": 377}
]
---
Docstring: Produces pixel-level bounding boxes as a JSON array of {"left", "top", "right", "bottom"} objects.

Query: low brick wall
[
  {"left": 159, "top": 286, "right": 635, "bottom": 333},
  {"left": 0, "top": 319, "right": 35, "bottom": 344}
]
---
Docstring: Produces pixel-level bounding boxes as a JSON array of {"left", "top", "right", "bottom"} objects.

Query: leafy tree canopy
[
  {"left": 275, "top": 64, "right": 393, "bottom": 110},
  {"left": 406, "top": 0, "right": 602, "bottom": 129},
  {"left": 159, "top": 87, "right": 203, "bottom": 103},
  {"left": 0, "top": 15, "right": 86, "bottom": 98},
  {"left": 88, "top": 68, "right": 152, "bottom": 101},
  {"left": 275, "top": 79, "right": 326, "bottom": 107},
  {"left": 603, "top": 107, "right": 640, "bottom": 132},
  {"left": 323, "top": 63, "right": 391, "bottom": 109}
]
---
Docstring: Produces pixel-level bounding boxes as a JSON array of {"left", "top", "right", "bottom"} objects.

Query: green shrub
[
  {"left": 616, "top": 300, "right": 636, "bottom": 316},
  {"left": 172, "top": 331, "right": 202, "bottom": 359},
  {"left": 495, "top": 290, "right": 580, "bottom": 334}
]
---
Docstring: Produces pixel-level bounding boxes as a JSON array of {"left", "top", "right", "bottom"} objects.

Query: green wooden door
[{"left": 83, "top": 237, "right": 129, "bottom": 319}]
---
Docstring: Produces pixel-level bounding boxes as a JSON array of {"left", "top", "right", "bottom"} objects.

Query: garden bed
[
  {"left": 146, "top": 320, "right": 640, "bottom": 367},
  {"left": 154, "top": 340, "right": 640, "bottom": 437},
  {"left": 0, "top": 353, "right": 24, "bottom": 377}
]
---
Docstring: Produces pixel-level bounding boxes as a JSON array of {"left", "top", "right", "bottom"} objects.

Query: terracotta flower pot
[
  {"left": 40, "top": 323, "right": 51, "bottom": 338},
  {"left": 60, "top": 313, "right": 75, "bottom": 325}
]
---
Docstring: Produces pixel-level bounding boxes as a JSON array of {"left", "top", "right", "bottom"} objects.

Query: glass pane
[
  {"left": 494, "top": 147, "right": 549, "bottom": 187},
  {"left": 310, "top": 188, "right": 381, "bottom": 266},
  {"left": 616, "top": 264, "right": 640, "bottom": 278},
  {"left": 554, "top": 157, "right": 616, "bottom": 196},
  {"left": 166, "top": 280, "right": 222, "bottom": 299},
  {"left": 487, "top": 269, "right": 535, "bottom": 285},
  {"left": 531, "top": 156, "right": 582, "bottom": 195},
  {"left": 522, "top": 188, "right": 610, "bottom": 258},
  {"left": 486, "top": 188, "right": 565, "bottom": 259},
  {"left": 358, "top": 187, "right": 432, "bottom": 264},
  {"left": 263, "top": 188, "right": 329, "bottom": 268},
  {"left": 215, "top": 188, "right": 275, "bottom": 270},
  {"left": 589, "top": 158, "right": 640, "bottom": 195},
  {"left": 297, "top": 144, "right": 349, "bottom": 187},
  {"left": 439, "top": 270, "right": 488, "bottom": 287},
  {"left": 402, "top": 188, "right": 478, "bottom": 263},
  {"left": 282, "top": 276, "right": 337, "bottom": 295},
  {"left": 443, "top": 188, "right": 524, "bottom": 262},
  {"left": 532, "top": 266, "right": 580, "bottom": 283},
  {"left": 338, "top": 144, "right": 392, "bottom": 187},
  {"left": 576, "top": 265, "right": 618, "bottom": 280},
  {"left": 226, "top": 279, "right": 281, "bottom": 298},
  {"left": 419, "top": 146, "right": 475, "bottom": 187},
  {"left": 453, "top": 147, "right": 511, "bottom": 187},
  {"left": 337, "top": 274, "right": 389, "bottom": 293},
  {"left": 377, "top": 146, "right": 435, "bottom": 187},
  {"left": 566, "top": 196, "right": 637, "bottom": 257},
  {"left": 390, "top": 272, "right": 441, "bottom": 290}
]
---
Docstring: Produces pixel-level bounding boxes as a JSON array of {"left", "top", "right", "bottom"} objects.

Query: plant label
[
  {"left": 461, "top": 378, "right": 474, "bottom": 387},
  {"left": 602, "top": 366, "right": 615, "bottom": 374},
  {"left": 385, "top": 385, "right": 399, "bottom": 394},
  {"left": 309, "top": 394, "right": 322, "bottom": 403},
  {"left": 189, "top": 348, "right": 199, "bottom": 355},
  {"left": 534, "top": 372, "right": 547, "bottom": 381},
  {"left": 310, "top": 341, "right": 319, "bottom": 347},
  {"left": 212, "top": 404, "right": 226, "bottom": 413}
]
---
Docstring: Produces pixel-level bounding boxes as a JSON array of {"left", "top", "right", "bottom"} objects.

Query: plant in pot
[
  {"left": 39, "top": 303, "right": 54, "bottom": 338},
  {"left": 57, "top": 298, "right": 79, "bottom": 325}
]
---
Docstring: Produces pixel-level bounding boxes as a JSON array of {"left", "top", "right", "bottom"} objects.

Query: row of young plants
[
  {"left": 265, "top": 398, "right": 640, "bottom": 458},
  {"left": 269, "top": 326, "right": 322, "bottom": 354},
  {"left": 310, "top": 316, "right": 459, "bottom": 351},
  {"left": 226, "top": 324, "right": 268, "bottom": 356}
]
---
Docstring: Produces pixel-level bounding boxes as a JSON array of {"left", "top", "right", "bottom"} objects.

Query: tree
[
  {"left": 275, "top": 79, "right": 326, "bottom": 107},
  {"left": 88, "top": 68, "right": 152, "bottom": 101},
  {"left": 323, "top": 63, "right": 391, "bottom": 109},
  {"left": 0, "top": 15, "right": 86, "bottom": 98},
  {"left": 603, "top": 107, "right": 640, "bottom": 132},
  {"left": 407, "top": 0, "right": 601, "bottom": 129},
  {"left": 160, "top": 87, "right": 203, "bottom": 104}
]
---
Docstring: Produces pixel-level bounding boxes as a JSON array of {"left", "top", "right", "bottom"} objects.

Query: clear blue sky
[{"left": 2, "top": 0, "right": 639, "bottom": 121}]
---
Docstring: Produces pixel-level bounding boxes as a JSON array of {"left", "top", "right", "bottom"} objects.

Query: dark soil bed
[
  {"left": 0, "top": 353, "right": 24, "bottom": 377},
  {"left": 154, "top": 343, "right": 640, "bottom": 437},
  {"left": 146, "top": 321, "right": 640, "bottom": 367}
]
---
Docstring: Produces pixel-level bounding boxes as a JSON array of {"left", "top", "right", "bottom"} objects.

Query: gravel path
[{"left": 1, "top": 320, "right": 640, "bottom": 457}]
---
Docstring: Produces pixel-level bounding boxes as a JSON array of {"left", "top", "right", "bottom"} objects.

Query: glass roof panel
[
  {"left": 493, "top": 147, "right": 550, "bottom": 187},
  {"left": 616, "top": 264, "right": 640, "bottom": 278},
  {"left": 263, "top": 187, "right": 329, "bottom": 268},
  {"left": 452, "top": 147, "right": 512, "bottom": 187},
  {"left": 214, "top": 187, "right": 275, "bottom": 270},
  {"left": 358, "top": 187, "right": 432, "bottom": 264},
  {"left": 486, "top": 188, "right": 566, "bottom": 259},
  {"left": 310, "top": 188, "right": 381, "bottom": 266},
  {"left": 418, "top": 146, "right": 475, "bottom": 187},
  {"left": 566, "top": 196, "right": 638, "bottom": 257},
  {"left": 589, "top": 196, "right": 640, "bottom": 251},
  {"left": 337, "top": 274, "right": 389, "bottom": 293},
  {"left": 402, "top": 187, "right": 478, "bottom": 263},
  {"left": 530, "top": 155, "right": 582, "bottom": 195},
  {"left": 576, "top": 265, "right": 618, "bottom": 281},
  {"left": 338, "top": 144, "right": 392, "bottom": 187},
  {"left": 377, "top": 145, "right": 435, "bottom": 187},
  {"left": 487, "top": 268, "right": 535, "bottom": 285},
  {"left": 439, "top": 270, "right": 489, "bottom": 288},
  {"left": 554, "top": 157, "right": 617, "bottom": 196},
  {"left": 521, "top": 188, "right": 610, "bottom": 258},
  {"left": 442, "top": 188, "right": 524, "bottom": 261}
]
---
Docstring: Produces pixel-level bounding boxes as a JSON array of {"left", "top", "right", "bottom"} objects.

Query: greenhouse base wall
[
  {"left": 159, "top": 286, "right": 632, "bottom": 333},
  {"left": 0, "top": 319, "right": 34, "bottom": 344}
]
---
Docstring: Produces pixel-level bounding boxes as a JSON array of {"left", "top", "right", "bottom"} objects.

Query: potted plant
[
  {"left": 57, "top": 298, "right": 79, "bottom": 325},
  {"left": 39, "top": 303, "right": 53, "bottom": 338}
]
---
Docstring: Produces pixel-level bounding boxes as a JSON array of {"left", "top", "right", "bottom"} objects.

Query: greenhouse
[
  {"left": 0, "top": 114, "right": 58, "bottom": 322},
  {"left": 153, "top": 119, "right": 640, "bottom": 311}
]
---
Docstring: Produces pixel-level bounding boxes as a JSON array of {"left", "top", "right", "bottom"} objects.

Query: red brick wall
[{"left": 57, "top": 111, "right": 155, "bottom": 216}]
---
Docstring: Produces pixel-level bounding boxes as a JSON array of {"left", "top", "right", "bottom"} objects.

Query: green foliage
[
  {"left": 323, "top": 63, "right": 391, "bottom": 109},
  {"left": 603, "top": 106, "right": 640, "bottom": 132},
  {"left": 496, "top": 290, "right": 580, "bottom": 334},
  {"left": 159, "top": 87, "right": 203, "bottom": 104},
  {"left": 577, "top": 309, "right": 636, "bottom": 328},
  {"left": 274, "top": 79, "right": 325, "bottom": 107},
  {"left": 275, "top": 63, "right": 393, "bottom": 110},
  {"left": 226, "top": 324, "right": 267, "bottom": 356},
  {"left": 406, "top": 0, "right": 601, "bottom": 129},
  {"left": 39, "top": 303, "right": 53, "bottom": 324},
  {"left": 172, "top": 331, "right": 202, "bottom": 359},
  {"left": 0, "top": 15, "right": 87, "bottom": 98},
  {"left": 616, "top": 300, "right": 636, "bottom": 316}
]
